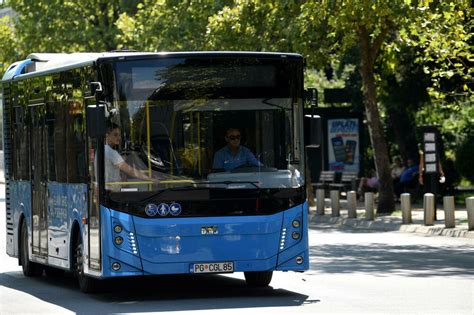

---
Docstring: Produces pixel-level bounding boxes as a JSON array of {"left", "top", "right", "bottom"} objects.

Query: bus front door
[{"left": 30, "top": 103, "right": 48, "bottom": 258}]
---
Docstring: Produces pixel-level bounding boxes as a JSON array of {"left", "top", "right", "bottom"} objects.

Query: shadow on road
[
  {"left": 310, "top": 222, "right": 385, "bottom": 233},
  {"left": 309, "top": 240, "right": 474, "bottom": 277},
  {"left": 0, "top": 271, "right": 312, "bottom": 314}
]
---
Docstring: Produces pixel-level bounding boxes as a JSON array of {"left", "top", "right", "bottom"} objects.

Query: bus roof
[{"left": 2, "top": 51, "right": 302, "bottom": 82}]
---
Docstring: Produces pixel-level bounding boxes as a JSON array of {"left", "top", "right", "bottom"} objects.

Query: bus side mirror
[
  {"left": 305, "top": 88, "right": 318, "bottom": 107},
  {"left": 89, "top": 81, "right": 103, "bottom": 95},
  {"left": 306, "top": 114, "right": 321, "bottom": 148},
  {"left": 86, "top": 104, "right": 106, "bottom": 138}
]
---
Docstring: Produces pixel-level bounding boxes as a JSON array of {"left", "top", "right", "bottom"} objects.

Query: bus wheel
[
  {"left": 74, "top": 235, "right": 98, "bottom": 293},
  {"left": 20, "top": 220, "right": 43, "bottom": 277},
  {"left": 244, "top": 271, "right": 273, "bottom": 287}
]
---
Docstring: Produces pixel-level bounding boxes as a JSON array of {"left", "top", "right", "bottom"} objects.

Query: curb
[{"left": 309, "top": 213, "right": 474, "bottom": 239}]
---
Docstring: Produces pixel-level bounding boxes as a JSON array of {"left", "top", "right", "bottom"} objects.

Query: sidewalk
[{"left": 309, "top": 199, "right": 474, "bottom": 239}]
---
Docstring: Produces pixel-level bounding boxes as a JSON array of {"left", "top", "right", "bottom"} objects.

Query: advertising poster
[{"left": 327, "top": 118, "right": 360, "bottom": 172}]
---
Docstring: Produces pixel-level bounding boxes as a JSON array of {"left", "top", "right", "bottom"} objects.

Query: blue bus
[{"left": 2, "top": 52, "right": 319, "bottom": 292}]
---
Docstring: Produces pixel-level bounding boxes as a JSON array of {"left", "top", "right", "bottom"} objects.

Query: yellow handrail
[
  {"left": 170, "top": 110, "right": 176, "bottom": 175},
  {"left": 197, "top": 112, "right": 201, "bottom": 176},
  {"left": 106, "top": 181, "right": 153, "bottom": 185},
  {"left": 146, "top": 101, "right": 152, "bottom": 189}
]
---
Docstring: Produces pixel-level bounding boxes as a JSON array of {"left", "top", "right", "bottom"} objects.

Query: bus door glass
[
  {"left": 29, "top": 99, "right": 48, "bottom": 257},
  {"left": 85, "top": 95, "right": 101, "bottom": 270}
]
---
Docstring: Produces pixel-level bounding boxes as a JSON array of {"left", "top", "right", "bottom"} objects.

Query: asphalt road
[{"left": 1, "top": 196, "right": 473, "bottom": 314}]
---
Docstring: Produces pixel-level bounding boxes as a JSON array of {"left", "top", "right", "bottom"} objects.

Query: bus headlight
[
  {"left": 114, "top": 236, "right": 124, "bottom": 245},
  {"left": 114, "top": 225, "right": 123, "bottom": 233},
  {"left": 292, "top": 231, "right": 300, "bottom": 240},
  {"left": 112, "top": 262, "right": 121, "bottom": 271},
  {"left": 292, "top": 219, "right": 300, "bottom": 228}
]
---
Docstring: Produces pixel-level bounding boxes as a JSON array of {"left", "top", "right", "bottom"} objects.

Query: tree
[
  {"left": 9, "top": 0, "right": 141, "bottom": 53},
  {"left": 403, "top": 0, "right": 472, "bottom": 104},
  {"left": 116, "top": 0, "right": 228, "bottom": 51},
  {"left": 397, "top": 0, "right": 472, "bottom": 186},
  {"left": 0, "top": 16, "right": 17, "bottom": 74},
  {"left": 296, "top": 0, "right": 426, "bottom": 213},
  {"left": 379, "top": 46, "right": 430, "bottom": 162}
]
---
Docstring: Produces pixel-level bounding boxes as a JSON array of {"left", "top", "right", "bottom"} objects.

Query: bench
[
  {"left": 454, "top": 186, "right": 474, "bottom": 195},
  {"left": 329, "top": 171, "right": 359, "bottom": 193},
  {"left": 312, "top": 171, "right": 336, "bottom": 191}
]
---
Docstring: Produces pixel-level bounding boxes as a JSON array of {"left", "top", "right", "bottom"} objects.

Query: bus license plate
[{"left": 193, "top": 262, "right": 234, "bottom": 273}]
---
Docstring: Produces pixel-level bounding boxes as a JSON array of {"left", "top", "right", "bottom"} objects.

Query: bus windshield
[{"left": 101, "top": 56, "right": 304, "bottom": 195}]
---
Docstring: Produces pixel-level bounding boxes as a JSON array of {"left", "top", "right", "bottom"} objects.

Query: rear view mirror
[
  {"left": 86, "top": 104, "right": 106, "bottom": 138},
  {"left": 306, "top": 114, "right": 321, "bottom": 148}
]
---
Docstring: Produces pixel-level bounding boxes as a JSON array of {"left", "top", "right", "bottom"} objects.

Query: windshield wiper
[
  {"left": 180, "top": 180, "right": 261, "bottom": 189},
  {"left": 121, "top": 180, "right": 262, "bottom": 204}
]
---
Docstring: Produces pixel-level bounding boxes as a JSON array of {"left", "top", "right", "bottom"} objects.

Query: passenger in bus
[
  {"left": 105, "top": 124, "right": 157, "bottom": 189},
  {"left": 212, "top": 127, "right": 262, "bottom": 171}
]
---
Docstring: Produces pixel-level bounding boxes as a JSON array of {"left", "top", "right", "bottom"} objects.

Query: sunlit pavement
[{"left": 1, "top": 186, "right": 473, "bottom": 314}]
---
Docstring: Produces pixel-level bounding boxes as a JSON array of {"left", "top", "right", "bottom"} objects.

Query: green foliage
[
  {"left": 378, "top": 46, "right": 430, "bottom": 160},
  {"left": 116, "top": 0, "right": 228, "bottom": 51},
  {"left": 0, "top": 16, "right": 17, "bottom": 74},
  {"left": 305, "top": 63, "right": 357, "bottom": 106},
  {"left": 9, "top": 0, "right": 141, "bottom": 54},
  {"left": 401, "top": 0, "right": 472, "bottom": 103},
  {"left": 206, "top": 1, "right": 303, "bottom": 52},
  {"left": 416, "top": 103, "right": 474, "bottom": 158}
]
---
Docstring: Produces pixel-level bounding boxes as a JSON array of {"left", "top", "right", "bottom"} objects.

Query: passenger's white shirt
[{"left": 105, "top": 144, "right": 124, "bottom": 189}]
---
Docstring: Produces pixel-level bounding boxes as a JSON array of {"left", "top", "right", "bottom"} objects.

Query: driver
[{"left": 212, "top": 127, "right": 262, "bottom": 171}]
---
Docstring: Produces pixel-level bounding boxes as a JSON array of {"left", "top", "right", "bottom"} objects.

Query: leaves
[
  {"left": 0, "top": 16, "right": 17, "bottom": 74},
  {"left": 8, "top": 0, "right": 142, "bottom": 55},
  {"left": 401, "top": 0, "right": 472, "bottom": 102}
]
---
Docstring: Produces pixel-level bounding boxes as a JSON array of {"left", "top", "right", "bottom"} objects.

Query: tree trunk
[{"left": 358, "top": 27, "right": 395, "bottom": 214}]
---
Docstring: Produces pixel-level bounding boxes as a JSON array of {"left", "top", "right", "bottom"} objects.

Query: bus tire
[
  {"left": 20, "top": 220, "right": 43, "bottom": 277},
  {"left": 74, "top": 235, "right": 98, "bottom": 293},
  {"left": 244, "top": 271, "right": 273, "bottom": 287}
]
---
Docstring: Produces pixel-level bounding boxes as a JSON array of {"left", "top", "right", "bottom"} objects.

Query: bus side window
[
  {"left": 12, "top": 105, "right": 29, "bottom": 180},
  {"left": 66, "top": 99, "right": 86, "bottom": 183},
  {"left": 14, "top": 80, "right": 30, "bottom": 181},
  {"left": 46, "top": 101, "right": 56, "bottom": 182},
  {"left": 47, "top": 73, "right": 67, "bottom": 183}
]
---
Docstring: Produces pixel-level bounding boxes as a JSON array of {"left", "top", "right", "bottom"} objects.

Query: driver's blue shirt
[{"left": 212, "top": 145, "right": 262, "bottom": 171}]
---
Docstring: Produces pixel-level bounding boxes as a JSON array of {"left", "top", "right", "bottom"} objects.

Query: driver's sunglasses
[{"left": 227, "top": 135, "right": 241, "bottom": 141}]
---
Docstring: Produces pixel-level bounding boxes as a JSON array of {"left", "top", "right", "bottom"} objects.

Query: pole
[
  {"left": 316, "top": 189, "right": 325, "bottom": 215},
  {"left": 330, "top": 190, "right": 340, "bottom": 217},
  {"left": 443, "top": 196, "right": 455, "bottom": 228},
  {"left": 424, "top": 193, "right": 435, "bottom": 226},
  {"left": 430, "top": 174, "right": 438, "bottom": 220},
  {"left": 401, "top": 193, "right": 412, "bottom": 224},
  {"left": 347, "top": 191, "right": 357, "bottom": 218},
  {"left": 466, "top": 197, "right": 474, "bottom": 231},
  {"left": 365, "top": 192, "right": 374, "bottom": 221}
]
